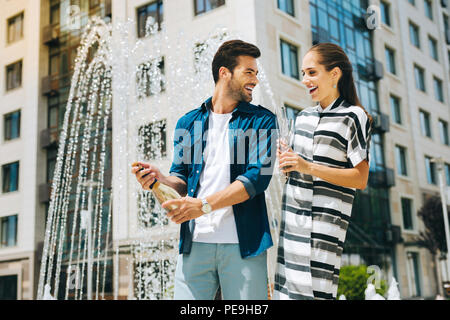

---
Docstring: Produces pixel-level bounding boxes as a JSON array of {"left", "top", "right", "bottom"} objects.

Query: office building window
[
  {"left": 390, "top": 95, "right": 402, "bottom": 125},
  {"left": 278, "top": 0, "right": 295, "bottom": 17},
  {"left": 419, "top": 110, "right": 432, "bottom": 138},
  {"left": 380, "top": 1, "right": 391, "bottom": 26},
  {"left": 439, "top": 119, "right": 449, "bottom": 146},
  {"left": 137, "top": 1, "right": 163, "bottom": 38},
  {"left": 401, "top": 198, "right": 414, "bottom": 230},
  {"left": 433, "top": 77, "right": 444, "bottom": 102},
  {"left": 0, "top": 275, "right": 18, "bottom": 299},
  {"left": 395, "top": 145, "right": 408, "bottom": 176},
  {"left": 136, "top": 57, "right": 165, "bottom": 99},
  {"left": 385, "top": 46, "right": 396, "bottom": 75},
  {"left": 407, "top": 252, "right": 422, "bottom": 296},
  {"left": 280, "top": 39, "right": 299, "bottom": 80},
  {"left": 137, "top": 120, "right": 167, "bottom": 160},
  {"left": 424, "top": 0, "right": 433, "bottom": 20},
  {"left": 2, "top": 162, "right": 19, "bottom": 193},
  {"left": 7, "top": 12, "right": 24, "bottom": 44},
  {"left": 414, "top": 65, "right": 426, "bottom": 92},
  {"left": 428, "top": 36, "right": 438, "bottom": 61},
  {"left": 425, "top": 156, "right": 437, "bottom": 185},
  {"left": 194, "top": 0, "right": 225, "bottom": 16},
  {"left": 4, "top": 110, "right": 21, "bottom": 141},
  {"left": 6, "top": 61, "right": 22, "bottom": 91},
  {"left": 409, "top": 22, "right": 420, "bottom": 48},
  {"left": 0, "top": 215, "right": 18, "bottom": 248}
]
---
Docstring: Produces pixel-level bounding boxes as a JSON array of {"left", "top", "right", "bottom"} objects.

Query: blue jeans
[{"left": 174, "top": 242, "right": 268, "bottom": 300}]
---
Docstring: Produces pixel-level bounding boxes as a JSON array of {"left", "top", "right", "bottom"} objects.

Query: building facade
[{"left": 0, "top": 0, "right": 449, "bottom": 299}]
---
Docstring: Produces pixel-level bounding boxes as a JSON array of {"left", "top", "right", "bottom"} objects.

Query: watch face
[{"left": 202, "top": 203, "right": 212, "bottom": 214}]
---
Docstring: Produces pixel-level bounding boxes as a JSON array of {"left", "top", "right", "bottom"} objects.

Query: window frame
[
  {"left": 194, "top": 0, "right": 226, "bottom": 16},
  {"left": 136, "top": 0, "right": 164, "bottom": 38},
  {"left": 0, "top": 215, "right": 18, "bottom": 248},
  {"left": 5, "top": 60, "right": 23, "bottom": 92},
  {"left": 419, "top": 109, "right": 432, "bottom": 138},
  {"left": 400, "top": 197, "right": 415, "bottom": 231},
  {"left": 385, "top": 46, "right": 396, "bottom": 75},
  {"left": 7, "top": 12, "right": 24, "bottom": 44},
  {"left": 279, "top": 38, "right": 300, "bottom": 81},
  {"left": 409, "top": 21, "right": 421, "bottom": 48},
  {"left": 395, "top": 145, "right": 408, "bottom": 177},
  {"left": 1, "top": 161, "right": 20, "bottom": 193},
  {"left": 3, "top": 110, "right": 21, "bottom": 142},
  {"left": 390, "top": 95, "right": 402, "bottom": 125}
]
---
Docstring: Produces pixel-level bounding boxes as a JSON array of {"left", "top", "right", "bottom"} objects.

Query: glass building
[{"left": 309, "top": 0, "right": 398, "bottom": 276}]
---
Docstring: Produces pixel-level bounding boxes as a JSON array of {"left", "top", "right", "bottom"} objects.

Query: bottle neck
[{"left": 150, "top": 180, "right": 160, "bottom": 190}]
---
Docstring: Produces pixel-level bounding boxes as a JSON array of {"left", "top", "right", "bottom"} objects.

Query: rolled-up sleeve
[
  {"left": 347, "top": 110, "right": 372, "bottom": 168},
  {"left": 236, "top": 115, "right": 278, "bottom": 199}
]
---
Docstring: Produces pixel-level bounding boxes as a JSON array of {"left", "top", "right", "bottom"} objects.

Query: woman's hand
[{"left": 277, "top": 140, "right": 312, "bottom": 175}]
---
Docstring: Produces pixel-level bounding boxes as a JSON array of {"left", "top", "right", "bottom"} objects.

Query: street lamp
[{"left": 431, "top": 157, "right": 450, "bottom": 288}]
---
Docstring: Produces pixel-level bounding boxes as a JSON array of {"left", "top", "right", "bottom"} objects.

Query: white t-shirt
[{"left": 193, "top": 111, "right": 239, "bottom": 244}]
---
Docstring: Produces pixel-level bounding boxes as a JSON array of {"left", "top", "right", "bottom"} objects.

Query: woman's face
[{"left": 301, "top": 51, "right": 338, "bottom": 104}]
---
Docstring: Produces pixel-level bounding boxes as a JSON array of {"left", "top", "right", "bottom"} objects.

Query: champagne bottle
[
  {"left": 132, "top": 162, "right": 181, "bottom": 210},
  {"left": 149, "top": 179, "right": 181, "bottom": 211}
]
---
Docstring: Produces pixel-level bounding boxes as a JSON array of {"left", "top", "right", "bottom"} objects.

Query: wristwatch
[{"left": 201, "top": 198, "right": 212, "bottom": 214}]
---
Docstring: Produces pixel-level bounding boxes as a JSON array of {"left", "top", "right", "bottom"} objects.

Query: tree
[
  {"left": 414, "top": 195, "right": 447, "bottom": 255},
  {"left": 414, "top": 195, "right": 449, "bottom": 296}
]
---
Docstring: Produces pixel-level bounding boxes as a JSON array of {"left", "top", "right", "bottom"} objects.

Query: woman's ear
[{"left": 331, "top": 66, "right": 342, "bottom": 82}]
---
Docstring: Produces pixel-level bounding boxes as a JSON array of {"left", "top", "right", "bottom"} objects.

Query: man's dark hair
[{"left": 212, "top": 40, "right": 261, "bottom": 84}]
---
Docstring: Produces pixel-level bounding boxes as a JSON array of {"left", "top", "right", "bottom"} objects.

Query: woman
[{"left": 274, "top": 43, "right": 372, "bottom": 300}]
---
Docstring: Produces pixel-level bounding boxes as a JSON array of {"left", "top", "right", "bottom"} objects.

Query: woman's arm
[{"left": 278, "top": 142, "right": 369, "bottom": 190}]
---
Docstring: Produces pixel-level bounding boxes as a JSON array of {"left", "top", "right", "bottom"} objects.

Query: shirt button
[
  {"left": 191, "top": 189, "right": 194, "bottom": 193},
  {"left": 196, "top": 170, "right": 199, "bottom": 174}
]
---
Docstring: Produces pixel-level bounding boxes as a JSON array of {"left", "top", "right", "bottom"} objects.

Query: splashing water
[{"left": 38, "top": 17, "right": 289, "bottom": 300}]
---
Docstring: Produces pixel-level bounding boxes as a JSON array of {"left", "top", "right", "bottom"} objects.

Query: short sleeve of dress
[{"left": 346, "top": 108, "right": 372, "bottom": 168}]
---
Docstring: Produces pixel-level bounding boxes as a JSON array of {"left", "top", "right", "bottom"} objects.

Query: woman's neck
[{"left": 319, "top": 91, "right": 340, "bottom": 109}]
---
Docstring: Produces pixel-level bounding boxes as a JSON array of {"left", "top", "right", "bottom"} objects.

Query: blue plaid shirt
[{"left": 169, "top": 97, "right": 278, "bottom": 258}]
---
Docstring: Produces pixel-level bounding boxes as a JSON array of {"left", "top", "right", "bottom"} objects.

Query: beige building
[{"left": 0, "top": 0, "right": 449, "bottom": 300}]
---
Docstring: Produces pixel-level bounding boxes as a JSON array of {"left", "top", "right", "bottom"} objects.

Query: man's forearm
[
  {"left": 205, "top": 180, "right": 250, "bottom": 211},
  {"left": 161, "top": 175, "right": 188, "bottom": 196}
]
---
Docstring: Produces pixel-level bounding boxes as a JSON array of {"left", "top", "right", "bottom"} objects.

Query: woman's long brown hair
[{"left": 307, "top": 43, "right": 373, "bottom": 126}]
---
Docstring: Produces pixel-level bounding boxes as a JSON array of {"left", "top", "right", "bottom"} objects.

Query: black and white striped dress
[{"left": 274, "top": 97, "right": 372, "bottom": 300}]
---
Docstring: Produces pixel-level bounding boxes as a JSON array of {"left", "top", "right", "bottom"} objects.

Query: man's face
[{"left": 226, "top": 56, "right": 259, "bottom": 103}]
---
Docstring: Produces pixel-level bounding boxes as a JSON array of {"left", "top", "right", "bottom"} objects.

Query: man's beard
[{"left": 227, "top": 75, "right": 252, "bottom": 103}]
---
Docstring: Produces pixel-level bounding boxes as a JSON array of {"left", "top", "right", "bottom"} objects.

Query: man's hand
[
  {"left": 162, "top": 197, "right": 204, "bottom": 224},
  {"left": 131, "top": 161, "right": 165, "bottom": 191}
]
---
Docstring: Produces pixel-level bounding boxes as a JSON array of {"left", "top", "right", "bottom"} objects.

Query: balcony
[
  {"left": 42, "top": 24, "right": 60, "bottom": 45},
  {"left": 369, "top": 167, "right": 395, "bottom": 188},
  {"left": 39, "top": 183, "right": 52, "bottom": 203},
  {"left": 42, "top": 75, "right": 60, "bottom": 96},
  {"left": 385, "top": 225, "right": 403, "bottom": 244},
  {"left": 40, "top": 128, "right": 59, "bottom": 149}
]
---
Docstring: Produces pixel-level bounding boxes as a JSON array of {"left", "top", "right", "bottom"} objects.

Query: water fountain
[{"left": 38, "top": 16, "right": 287, "bottom": 300}]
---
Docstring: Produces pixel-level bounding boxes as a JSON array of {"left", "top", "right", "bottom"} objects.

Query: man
[{"left": 132, "top": 40, "right": 278, "bottom": 300}]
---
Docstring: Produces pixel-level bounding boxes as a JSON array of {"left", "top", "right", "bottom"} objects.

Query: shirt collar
[
  {"left": 317, "top": 96, "right": 344, "bottom": 113},
  {"left": 201, "top": 97, "right": 253, "bottom": 114}
]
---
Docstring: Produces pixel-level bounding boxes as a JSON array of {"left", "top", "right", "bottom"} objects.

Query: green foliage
[{"left": 337, "top": 265, "right": 387, "bottom": 300}]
